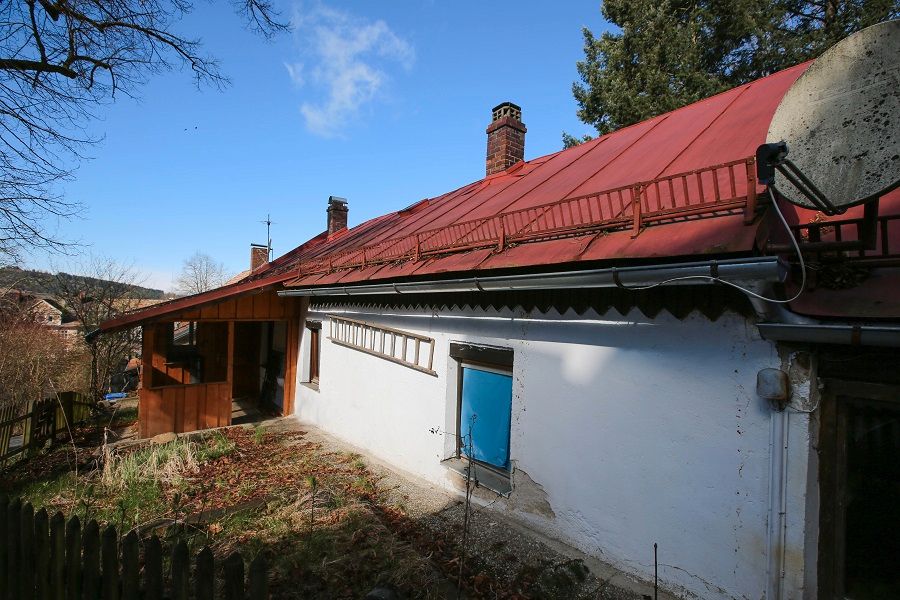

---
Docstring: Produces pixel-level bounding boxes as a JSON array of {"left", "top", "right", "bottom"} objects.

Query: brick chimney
[
  {"left": 327, "top": 196, "right": 348, "bottom": 235},
  {"left": 486, "top": 102, "right": 526, "bottom": 176},
  {"left": 250, "top": 244, "right": 269, "bottom": 271}
]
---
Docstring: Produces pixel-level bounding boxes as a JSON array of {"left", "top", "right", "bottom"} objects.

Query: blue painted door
[{"left": 460, "top": 366, "right": 513, "bottom": 469}]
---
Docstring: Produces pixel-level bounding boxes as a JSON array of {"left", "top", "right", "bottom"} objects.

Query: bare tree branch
[
  {"left": 0, "top": 0, "right": 289, "bottom": 262},
  {"left": 53, "top": 255, "right": 148, "bottom": 401},
  {"left": 174, "top": 251, "right": 227, "bottom": 295}
]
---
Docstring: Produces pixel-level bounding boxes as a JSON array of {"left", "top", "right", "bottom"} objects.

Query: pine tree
[{"left": 571, "top": 0, "right": 899, "bottom": 138}]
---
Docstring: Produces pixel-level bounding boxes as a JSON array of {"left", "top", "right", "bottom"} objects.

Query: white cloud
[
  {"left": 284, "top": 61, "right": 305, "bottom": 87},
  {"left": 289, "top": 3, "right": 414, "bottom": 137}
]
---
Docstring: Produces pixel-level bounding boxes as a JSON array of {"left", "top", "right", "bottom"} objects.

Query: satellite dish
[{"left": 764, "top": 19, "right": 900, "bottom": 212}]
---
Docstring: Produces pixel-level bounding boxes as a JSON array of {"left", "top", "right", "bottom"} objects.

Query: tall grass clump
[
  {"left": 197, "top": 430, "right": 236, "bottom": 462},
  {"left": 102, "top": 439, "right": 200, "bottom": 491}
]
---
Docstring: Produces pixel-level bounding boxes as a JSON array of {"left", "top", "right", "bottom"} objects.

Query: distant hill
[{"left": 0, "top": 267, "right": 166, "bottom": 299}]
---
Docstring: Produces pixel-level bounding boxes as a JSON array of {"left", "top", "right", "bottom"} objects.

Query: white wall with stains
[{"left": 294, "top": 305, "right": 814, "bottom": 600}]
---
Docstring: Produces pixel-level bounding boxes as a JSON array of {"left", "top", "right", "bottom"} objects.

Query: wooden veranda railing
[
  {"left": 290, "top": 157, "right": 759, "bottom": 277},
  {"left": 0, "top": 393, "right": 93, "bottom": 466}
]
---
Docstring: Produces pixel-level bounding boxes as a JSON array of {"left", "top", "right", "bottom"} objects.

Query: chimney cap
[
  {"left": 492, "top": 102, "right": 522, "bottom": 122},
  {"left": 328, "top": 196, "right": 348, "bottom": 208}
]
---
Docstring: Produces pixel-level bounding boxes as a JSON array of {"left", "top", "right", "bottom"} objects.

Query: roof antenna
[{"left": 260, "top": 213, "right": 275, "bottom": 260}]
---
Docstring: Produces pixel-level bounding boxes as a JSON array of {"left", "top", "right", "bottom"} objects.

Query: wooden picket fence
[
  {"left": 0, "top": 392, "right": 94, "bottom": 465},
  {"left": 0, "top": 496, "right": 267, "bottom": 600}
]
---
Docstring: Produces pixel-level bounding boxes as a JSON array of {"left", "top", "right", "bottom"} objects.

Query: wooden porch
[{"left": 139, "top": 289, "right": 301, "bottom": 438}]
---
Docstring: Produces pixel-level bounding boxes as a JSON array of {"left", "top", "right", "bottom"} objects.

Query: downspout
[
  {"left": 779, "top": 414, "right": 790, "bottom": 600},
  {"left": 766, "top": 408, "right": 790, "bottom": 600}
]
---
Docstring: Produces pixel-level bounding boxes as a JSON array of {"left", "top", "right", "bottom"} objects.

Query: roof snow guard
[
  {"left": 284, "top": 157, "right": 759, "bottom": 284},
  {"left": 271, "top": 64, "right": 816, "bottom": 291}
]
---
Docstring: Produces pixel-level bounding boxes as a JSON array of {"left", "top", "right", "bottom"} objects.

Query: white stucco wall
[{"left": 294, "top": 305, "right": 813, "bottom": 600}]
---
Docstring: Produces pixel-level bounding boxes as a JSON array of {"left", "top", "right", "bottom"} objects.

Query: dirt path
[{"left": 268, "top": 417, "right": 679, "bottom": 600}]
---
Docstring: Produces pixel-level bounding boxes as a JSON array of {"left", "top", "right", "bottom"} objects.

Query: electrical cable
[{"left": 616, "top": 187, "right": 806, "bottom": 303}]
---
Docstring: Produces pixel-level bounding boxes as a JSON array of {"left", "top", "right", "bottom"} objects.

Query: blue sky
[{"left": 25, "top": 1, "right": 608, "bottom": 291}]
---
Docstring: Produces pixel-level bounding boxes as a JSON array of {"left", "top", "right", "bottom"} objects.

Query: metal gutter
[
  {"left": 757, "top": 323, "right": 900, "bottom": 347},
  {"left": 279, "top": 255, "right": 900, "bottom": 348},
  {"left": 278, "top": 257, "right": 786, "bottom": 297}
]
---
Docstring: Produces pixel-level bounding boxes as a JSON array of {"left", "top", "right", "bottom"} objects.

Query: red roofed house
[{"left": 99, "top": 62, "right": 900, "bottom": 599}]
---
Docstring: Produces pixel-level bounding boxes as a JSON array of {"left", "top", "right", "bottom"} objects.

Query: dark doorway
[
  {"left": 231, "top": 321, "right": 287, "bottom": 423},
  {"left": 842, "top": 397, "right": 900, "bottom": 599},
  {"left": 820, "top": 379, "right": 900, "bottom": 599}
]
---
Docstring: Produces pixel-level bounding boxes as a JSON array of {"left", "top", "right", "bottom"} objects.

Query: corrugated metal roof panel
[
  {"left": 409, "top": 249, "right": 495, "bottom": 276},
  {"left": 664, "top": 64, "right": 809, "bottom": 175},
  {"left": 271, "top": 66, "right": 814, "bottom": 287}
]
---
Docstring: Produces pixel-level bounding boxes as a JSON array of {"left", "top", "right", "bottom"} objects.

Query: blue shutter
[{"left": 460, "top": 366, "right": 513, "bottom": 469}]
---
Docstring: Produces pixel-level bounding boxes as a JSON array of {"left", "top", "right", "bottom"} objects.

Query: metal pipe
[
  {"left": 765, "top": 409, "right": 790, "bottom": 600},
  {"left": 278, "top": 257, "right": 786, "bottom": 297},
  {"left": 757, "top": 323, "right": 900, "bottom": 347},
  {"left": 779, "top": 412, "right": 790, "bottom": 599}
]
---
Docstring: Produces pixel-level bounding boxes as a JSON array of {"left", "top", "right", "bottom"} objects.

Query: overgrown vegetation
[
  {"left": 0, "top": 297, "right": 88, "bottom": 408},
  {"left": 3, "top": 424, "right": 614, "bottom": 598},
  {"left": 2, "top": 427, "right": 450, "bottom": 598},
  {"left": 1, "top": 258, "right": 157, "bottom": 408}
]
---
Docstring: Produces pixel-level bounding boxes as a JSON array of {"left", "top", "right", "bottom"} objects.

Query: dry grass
[
  {"left": 101, "top": 438, "right": 199, "bottom": 490},
  {"left": 4, "top": 426, "right": 452, "bottom": 598}
]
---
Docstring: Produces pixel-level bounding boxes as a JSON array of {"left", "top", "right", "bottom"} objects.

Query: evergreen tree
[{"left": 571, "top": 0, "right": 899, "bottom": 138}]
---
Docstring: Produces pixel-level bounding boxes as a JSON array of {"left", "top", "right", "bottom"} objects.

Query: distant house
[
  {"left": 98, "top": 59, "right": 900, "bottom": 600},
  {"left": 1, "top": 290, "right": 82, "bottom": 343},
  {"left": 28, "top": 295, "right": 64, "bottom": 325}
]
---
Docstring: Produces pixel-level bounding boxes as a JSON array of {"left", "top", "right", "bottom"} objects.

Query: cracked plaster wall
[{"left": 294, "top": 305, "right": 814, "bottom": 600}]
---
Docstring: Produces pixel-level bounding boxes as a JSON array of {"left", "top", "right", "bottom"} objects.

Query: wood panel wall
[
  {"left": 138, "top": 290, "right": 300, "bottom": 438},
  {"left": 177, "top": 290, "right": 300, "bottom": 322},
  {"left": 139, "top": 382, "right": 232, "bottom": 438}
]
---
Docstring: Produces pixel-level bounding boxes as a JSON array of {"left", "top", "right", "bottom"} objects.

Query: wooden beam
[
  {"left": 283, "top": 320, "right": 298, "bottom": 417},
  {"left": 226, "top": 322, "right": 235, "bottom": 426}
]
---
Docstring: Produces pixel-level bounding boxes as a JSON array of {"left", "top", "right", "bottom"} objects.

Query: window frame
[
  {"left": 151, "top": 321, "right": 228, "bottom": 389},
  {"left": 449, "top": 343, "right": 515, "bottom": 478},
  {"left": 305, "top": 320, "right": 322, "bottom": 387},
  {"left": 171, "top": 321, "right": 198, "bottom": 347}
]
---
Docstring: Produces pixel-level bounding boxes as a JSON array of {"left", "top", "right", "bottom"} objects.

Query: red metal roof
[
  {"left": 273, "top": 63, "right": 812, "bottom": 289},
  {"left": 101, "top": 59, "right": 900, "bottom": 329}
]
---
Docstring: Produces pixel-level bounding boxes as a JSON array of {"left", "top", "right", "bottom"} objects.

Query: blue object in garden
[{"left": 105, "top": 392, "right": 127, "bottom": 401}]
